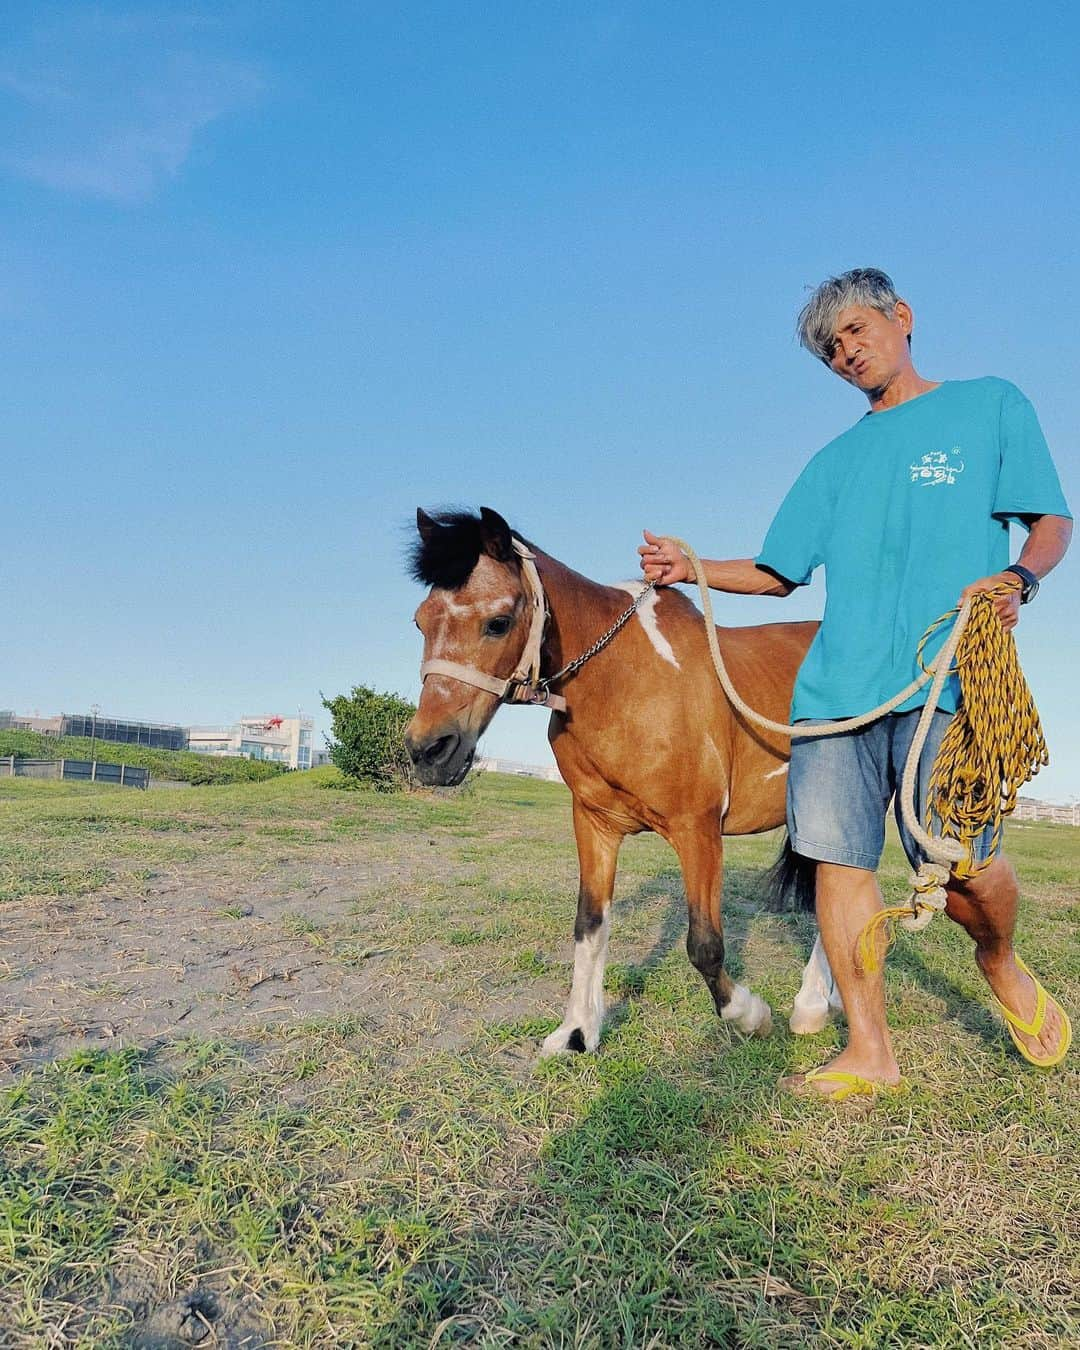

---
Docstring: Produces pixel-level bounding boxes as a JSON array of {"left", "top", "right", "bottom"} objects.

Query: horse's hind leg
[
  {"left": 673, "top": 822, "right": 772, "bottom": 1037},
  {"left": 790, "top": 933, "right": 845, "bottom": 1034},
  {"left": 539, "top": 802, "right": 620, "bottom": 1057}
]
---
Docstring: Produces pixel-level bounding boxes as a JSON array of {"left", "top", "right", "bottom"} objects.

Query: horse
[{"left": 405, "top": 506, "right": 841, "bottom": 1055}]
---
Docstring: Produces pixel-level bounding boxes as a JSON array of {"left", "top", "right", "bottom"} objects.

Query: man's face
[{"left": 826, "top": 302, "right": 913, "bottom": 392}]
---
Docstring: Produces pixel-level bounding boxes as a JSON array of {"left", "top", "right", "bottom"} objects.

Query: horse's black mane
[{"left": 409, "top": 510, "right": 524, "bottom": 591}]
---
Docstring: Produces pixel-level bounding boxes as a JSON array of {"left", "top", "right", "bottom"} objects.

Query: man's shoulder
[
  {"left": 809, "top": 416, "right": 873, "bottom": 463},
  {"left": 944, "top": 375, "right": 1027, "bottom": 406}
]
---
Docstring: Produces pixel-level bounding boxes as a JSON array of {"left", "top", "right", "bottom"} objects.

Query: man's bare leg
[
  {"left": 944, "top": 854, "right": 1065, "bottom": 1060},
  {"left": 783, "top": 862, "right": 901, "bottom": 1095}
]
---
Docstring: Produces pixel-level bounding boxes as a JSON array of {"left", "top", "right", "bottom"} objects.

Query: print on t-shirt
[{"left": 910, "top": 447, "right": 965, "bottom": 486}]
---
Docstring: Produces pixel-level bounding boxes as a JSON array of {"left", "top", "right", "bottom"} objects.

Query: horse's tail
[{"left": 762, "top": 833, "right": 816, "bottom": 912}]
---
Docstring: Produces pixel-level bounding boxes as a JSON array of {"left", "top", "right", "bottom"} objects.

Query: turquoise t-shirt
[{"left": 756, "top": 378, "right": 1071, "bottom": 720}]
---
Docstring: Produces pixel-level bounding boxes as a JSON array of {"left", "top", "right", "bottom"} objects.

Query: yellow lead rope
[
  {"left": 924, "top": 596, "right": 1048, "bottom": 875},
  {"left": 671, "top": 540, "right": 1048, "bottom": 972}
]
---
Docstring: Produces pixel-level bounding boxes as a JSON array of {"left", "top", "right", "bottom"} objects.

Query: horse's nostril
[{"left": 423, "top": 734, "right": 459, "bottom": 766}]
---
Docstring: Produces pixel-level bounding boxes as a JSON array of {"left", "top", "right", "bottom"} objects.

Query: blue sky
[{"left": 3, "top": 2, "right": 1078, "bottom": 796}]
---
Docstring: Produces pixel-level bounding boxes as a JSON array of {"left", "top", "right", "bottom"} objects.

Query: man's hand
[
  {"left": 639, "top": 530, "right": 695, "bottom": 585},
  {"left": 959, "top": 573, "right": 1022, "bottom": 631}
]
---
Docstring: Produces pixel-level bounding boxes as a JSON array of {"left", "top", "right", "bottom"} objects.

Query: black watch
[{"left": 1004, "top": 563, "right": 1039, "bottom": 604}]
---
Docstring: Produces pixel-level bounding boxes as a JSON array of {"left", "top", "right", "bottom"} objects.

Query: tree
[{"left": 321, "top": 685, "right": 416, "bottom": 791}]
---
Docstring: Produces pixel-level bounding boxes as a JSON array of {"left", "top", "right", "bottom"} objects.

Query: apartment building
[{"left": 186, "top": 715, "right": 315, "bottom": 770}]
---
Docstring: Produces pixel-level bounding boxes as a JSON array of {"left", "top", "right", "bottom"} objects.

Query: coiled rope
[{"left": 670, "top": 539, "right": 1048, "bottom": 972}]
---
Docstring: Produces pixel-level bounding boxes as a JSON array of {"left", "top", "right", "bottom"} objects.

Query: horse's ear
[
  {"left": 479, "top": 507, "right": 514, "bottom": 563},
  {"left": 417, "top": 507, "right": 439, "bottom": 542}
]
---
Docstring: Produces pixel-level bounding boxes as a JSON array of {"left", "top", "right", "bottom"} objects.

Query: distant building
[
  {"left": 1014, "top": 796, "right": 1080, "bottom": 826},
  {"left": 476, "top": 756, "right": 564, "bottom": 783},
  {"left": 187, "top": 715, "right": 315, "bottom": 770},
  {"left": 1, "top": 709, "right": 184, "bottom": 749},
  {"left": 62, "top": 712, "right": 186, "bottom": 751},
  {"left": 0, "top": 710, "right": 63, "bottom": 735}
]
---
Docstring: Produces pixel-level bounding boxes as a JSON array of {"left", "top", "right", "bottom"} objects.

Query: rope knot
[
  {"left": 899, "top": 863, "right": 950, "bottom": 932},
  {"left": 912, "top": 862, "right": 950, "bottom": 893}
]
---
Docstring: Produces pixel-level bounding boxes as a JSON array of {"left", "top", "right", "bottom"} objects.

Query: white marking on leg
[
  {"left": 612, "top": 582, "right": 680, "bottom": 668},
  {"left": 539, "top": 911, "right": 611, "bottom": 1057},
  {"left": 789, "top": 934, "right": 844, "bottom": 1034},
  {"left": 763, "top": 764, "right": 788, "bottom": 781},
  {"left": 721, "top": 981, "right": 772, "bottom": 1036}
]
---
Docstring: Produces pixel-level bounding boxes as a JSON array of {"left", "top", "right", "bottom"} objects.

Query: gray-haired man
[{"left": 640, "top": 268, "right": 1072, "bottom": 1097}]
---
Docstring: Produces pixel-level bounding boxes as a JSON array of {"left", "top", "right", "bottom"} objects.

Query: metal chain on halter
[{"left": 538, "top": 580, "right": 657, "bottom": 696}]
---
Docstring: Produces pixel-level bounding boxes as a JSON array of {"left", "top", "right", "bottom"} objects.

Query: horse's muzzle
[{"left": 405, "top": 728, "right": 476, "bottom": 787}]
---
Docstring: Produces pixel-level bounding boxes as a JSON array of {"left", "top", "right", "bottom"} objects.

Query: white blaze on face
[
  {"left": 612, "top": 581, "right": 680, "bottom": 668},
  {"left": 420, "top": 554, "right": 523, "bottom": 657},
  {"left": 763, "top": 764, "right": 788, "bottom": 781},
  {"left": 443, "top": 592, "right": 517, "bottom": 618},
  {"left": 539, "top": 910, "right": 611, "bottom": 1056}
]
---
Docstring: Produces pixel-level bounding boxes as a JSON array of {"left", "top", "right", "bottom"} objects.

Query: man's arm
[
  {"left": 958, "top": 513, "right": 1072, "bottom": 631},
  {"left": 1015, "top": 513, "right": 1073, "bottom": 577},
  {"left": 638, "top": 530, "right": 795, "bottom": 595}
]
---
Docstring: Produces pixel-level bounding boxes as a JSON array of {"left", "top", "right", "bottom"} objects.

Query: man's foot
[
  {"left": 977, "top": 951, "right": 1072, "bottom": 1067},
  {"left": 780, "top": 1049, "right": 902, "bottom": 1100}
]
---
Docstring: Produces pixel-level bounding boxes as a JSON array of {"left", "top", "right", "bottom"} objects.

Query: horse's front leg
[
  {"left": 539, "top": 802, "right": 621, "bottom": 1057},
  {"left": 672, "top": 821, "right": 772, "bottom": 1037}
]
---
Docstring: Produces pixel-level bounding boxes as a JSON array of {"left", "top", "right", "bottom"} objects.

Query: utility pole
[{"left": 90, "top": 703, "right": 100, "bottom": 764}]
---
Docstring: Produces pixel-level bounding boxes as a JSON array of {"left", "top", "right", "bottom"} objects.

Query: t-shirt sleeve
[
  {"left": 992, "top": 385, "right": 1071, "bottom": 525},
  {"left": 755, "top": 454, "right": 830, "bottom": 586}
]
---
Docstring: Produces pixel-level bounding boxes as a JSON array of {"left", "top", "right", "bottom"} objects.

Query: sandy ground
[
  {"left": 0, "top": 817, "right": 631, "bottom": 1085},
  {"left": 2, "top": 850, "right": 458, "bottom": 1074}
]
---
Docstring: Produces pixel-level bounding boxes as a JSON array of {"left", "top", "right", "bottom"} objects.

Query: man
[{"left": 640, "top": 268, "right": 1072, "bottom": 1097}]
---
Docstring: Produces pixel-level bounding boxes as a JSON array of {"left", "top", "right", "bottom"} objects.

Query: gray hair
[{"left": 797, "top": 268, "right": 905, "bottom": 362}]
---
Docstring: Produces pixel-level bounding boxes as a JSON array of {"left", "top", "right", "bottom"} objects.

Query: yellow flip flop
[
  {"left": 795, "top": 1068, "right": 906, "bottom": 1102},
  {"left": 994, "top": 956, "right": 1072, "bottom": 1068}
]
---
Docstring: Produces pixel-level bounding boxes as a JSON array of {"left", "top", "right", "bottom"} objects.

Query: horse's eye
[{"left": 483, "top": 615, "right": 513, "bottom": 638}]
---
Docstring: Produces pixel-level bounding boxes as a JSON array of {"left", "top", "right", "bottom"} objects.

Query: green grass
[{"left": 0, "top": 771, "right": 1077, "bottom": 1347}]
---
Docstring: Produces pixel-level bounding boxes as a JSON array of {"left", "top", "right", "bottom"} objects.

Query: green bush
[{"left": 321, "top": 685, "right": 416, "bottom": 791}]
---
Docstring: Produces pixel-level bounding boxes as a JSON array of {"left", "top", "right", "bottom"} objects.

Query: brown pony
[{"left": 406, "top": 507, "right": 832, "bottom": 1054}]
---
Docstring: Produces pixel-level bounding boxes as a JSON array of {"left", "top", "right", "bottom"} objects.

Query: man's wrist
[{"left": 1004, "top": 563, "right": 1039, "bottom": 603}]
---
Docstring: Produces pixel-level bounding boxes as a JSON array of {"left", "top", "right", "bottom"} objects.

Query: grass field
[{"left": 0, "top": 769, "right": 1077, "bottom": 1348}]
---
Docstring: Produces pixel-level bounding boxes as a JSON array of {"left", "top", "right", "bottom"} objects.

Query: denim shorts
[{"left": 787, "top": 708, "right": 999, "bottom": 871}]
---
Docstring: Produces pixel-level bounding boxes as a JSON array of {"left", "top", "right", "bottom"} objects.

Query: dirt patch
[
  {"left": 110, "top": 1271, "right": 271, "bottom": 1349},
  {"left": 0, "top": 844, "right": 488, "bottom": 1074},
  {"left": 0, "top": 812, "right": 693, "bottom": 1081}
]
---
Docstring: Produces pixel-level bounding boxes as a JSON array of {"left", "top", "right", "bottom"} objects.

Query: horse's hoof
[
  {"left": 752, "top": 1006, "right": 773, "bottom": 1038},
  {"left": 789, "top": 1003, "right": 831, "bottom": 1035},
  {"left": 538, "top": 1024, "right": 595, "bottom": 1058}
]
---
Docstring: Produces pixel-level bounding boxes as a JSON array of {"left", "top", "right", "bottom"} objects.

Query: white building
[
  {"left": 1013, "top": 796, "right": 1080, "bottom": 826},
  {"left": 187, "top": 715, "right": 315, "bottom": 770},
  {"left": 475, "top": 756, "right": 564, "bottom": 783}
]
